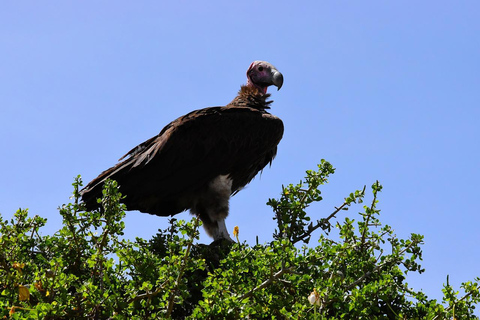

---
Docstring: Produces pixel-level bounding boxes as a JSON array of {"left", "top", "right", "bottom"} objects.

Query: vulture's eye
[{"left": 258, "top": 66, "right": 264, "bottom": 71}]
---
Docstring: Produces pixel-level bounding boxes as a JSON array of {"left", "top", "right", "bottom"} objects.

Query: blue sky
[{"left": 1, "top": 1, "right": 479, "bottom": 308}]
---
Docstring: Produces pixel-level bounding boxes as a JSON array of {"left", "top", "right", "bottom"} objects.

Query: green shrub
[{"left": 1, "top": 160, "right": 478, "bottom": 319}]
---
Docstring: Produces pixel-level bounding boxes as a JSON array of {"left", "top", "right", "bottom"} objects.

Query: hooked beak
[{"left": 271, "top": 69, "right": 284, "bottom": 91}]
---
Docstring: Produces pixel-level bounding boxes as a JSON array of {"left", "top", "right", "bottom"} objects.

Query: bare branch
[
  {"left": 291, "top": 200, "right": 350, "bottom": 245},
  {"left": 238, "top": 267, "right": 293, "bottom": 301}
]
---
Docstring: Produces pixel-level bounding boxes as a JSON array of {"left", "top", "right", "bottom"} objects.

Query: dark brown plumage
[{"left": 80, "top": 61, "right": 284, "bottom": 240}]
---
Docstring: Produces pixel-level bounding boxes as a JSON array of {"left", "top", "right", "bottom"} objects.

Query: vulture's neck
[{"left": 228, "top": 85, "right": 273, "bottom": 110}]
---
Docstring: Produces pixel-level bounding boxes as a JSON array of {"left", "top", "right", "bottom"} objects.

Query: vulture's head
[{"left": 246, "top": 60, "right": 283, "bottom": 94}]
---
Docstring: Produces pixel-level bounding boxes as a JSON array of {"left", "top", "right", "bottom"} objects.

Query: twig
[
  {"left": 238, "top": 267, "right": 293, "bottom": 301},
  {"left": 165, "top": 217, "right": 200, "bottom": 317},
  {"left": 344, "top": 239, "right": 418, "bottom": 291},
  {"left": 126, "top": 281, "right": 168, "bottom": 304},
  {"left": 291, "top": 201, "right": 350, "bottom": 245},
  {"left": 431, "top": 283, "right": 480, "bottom": 320},
  {"left": 360, "top": 183, "right": 379, "bottom": 247},
  {"left": 299, "top": 181, "right": 317, "bottom": 208}
]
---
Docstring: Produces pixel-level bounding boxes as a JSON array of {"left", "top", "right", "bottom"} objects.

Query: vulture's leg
[
  {"left": 192, "top": 175, "right": 234, "bottom": 241},
  {"left": 212, "top": 218, "right": 233, "bottom": 241}
]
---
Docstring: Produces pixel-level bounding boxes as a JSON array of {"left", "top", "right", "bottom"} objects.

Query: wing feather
[{"left": 81, "top": 106, "right": 283, "bottom": 216}]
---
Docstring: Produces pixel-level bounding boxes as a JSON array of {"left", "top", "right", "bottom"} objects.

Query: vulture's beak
[{"left": 272, "top": 69, "right": 284, "bottom": 91}]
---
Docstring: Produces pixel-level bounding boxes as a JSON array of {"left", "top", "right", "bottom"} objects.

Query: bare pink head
[{"left": 246, "top": 61, "right": 283, "bottom": 94}]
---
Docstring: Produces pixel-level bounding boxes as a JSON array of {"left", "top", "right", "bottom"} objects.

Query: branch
[
  {"left": 291, "top": 186, "right": 366, "bottom": 245},
  {"left": 299, "top": 181, "right": 317, "bottom": 208},
  {"left": 291, "top": 201, "right": 350, "bottom": 245},
  {"left": 344, "top": 238, "right": 419, "bottom": 291},
  {"left": 431, "top": 283, "right": 480, "bottom": 320},
  {"left": 166, "top": 217, "right": 200, "bottom": 318},
  {"left": 126, "top": 281, "right": 168, "bottom": 304},
  {"left": 360, "top": 195, "right": 376, "bottom": 246},
  {"left": 238, "top": 267, "right": 293, "bottom": 301}
]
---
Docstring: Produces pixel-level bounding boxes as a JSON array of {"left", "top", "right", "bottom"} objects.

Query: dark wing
[{"left": 80, "top": 106, "right": 283, "bottom": 216}]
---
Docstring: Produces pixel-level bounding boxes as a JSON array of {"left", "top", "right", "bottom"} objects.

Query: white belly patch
[{"left": 209, "top": 174, "right": 233, "bottom": 196}]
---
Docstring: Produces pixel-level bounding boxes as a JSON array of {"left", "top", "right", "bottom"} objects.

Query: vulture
[{"left": 80, "top": 60, "right": 284, "bottom": 241}]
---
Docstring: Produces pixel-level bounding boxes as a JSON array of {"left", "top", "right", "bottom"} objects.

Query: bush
[{"left": 1, "top": 160, "right": 479, "bottom": 319}]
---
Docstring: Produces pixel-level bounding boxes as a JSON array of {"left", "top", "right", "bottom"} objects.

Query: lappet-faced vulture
[{"left": 80, "top": 60, "right": 284, "bottom": 241}]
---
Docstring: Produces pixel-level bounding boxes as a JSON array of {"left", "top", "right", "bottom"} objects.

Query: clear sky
[{"left": 1, "top": 1, "right": 479, "bottom": 308}]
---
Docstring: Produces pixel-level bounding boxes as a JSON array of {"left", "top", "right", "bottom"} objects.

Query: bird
[{"left": 80, "top": 60, "right": 284, "bottom": 241}]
